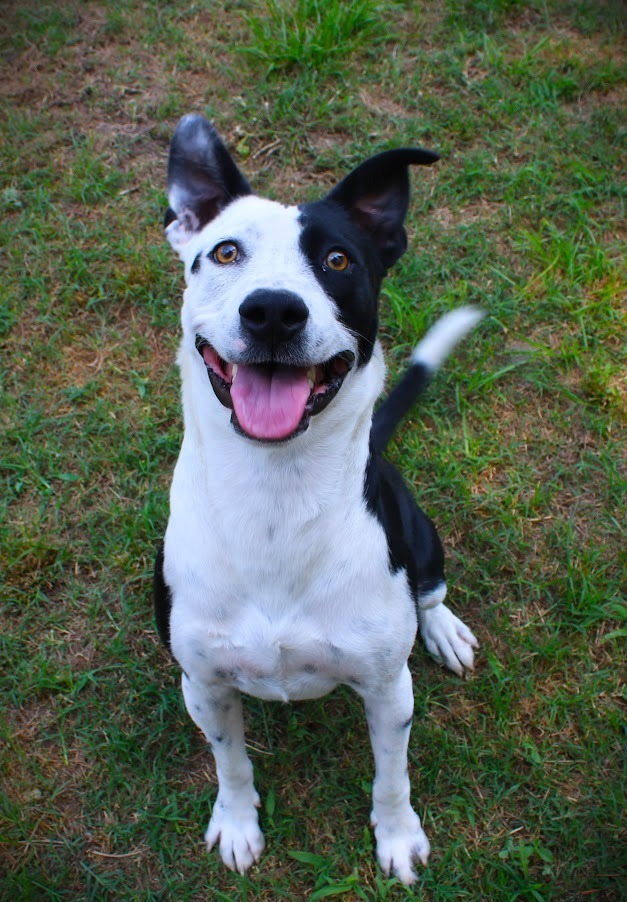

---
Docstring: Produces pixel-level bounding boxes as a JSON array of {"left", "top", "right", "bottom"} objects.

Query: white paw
[
  {"left": 205, "top": 791, "right": 265, "bottom": 874},
  {"left": 371, "top": 807, "right": 430, "bottom": 885},
  {"left": 419, "top": 604, "right": 479, "bottom": 676}
]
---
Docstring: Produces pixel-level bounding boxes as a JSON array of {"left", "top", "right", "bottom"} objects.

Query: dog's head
[{"left": 165, "top": 115, "right": 438, "bottom": 443}]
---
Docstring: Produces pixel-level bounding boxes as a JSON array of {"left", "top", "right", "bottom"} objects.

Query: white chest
[
  {"left": 171, "top": 576, "right": 416, "bottom": 702},
  {"left": 166, "top": 485, "right": 417, "bottom": 701}
]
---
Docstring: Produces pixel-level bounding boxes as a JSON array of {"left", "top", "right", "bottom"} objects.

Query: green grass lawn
[{"left": 1, "top": 1, "right": 624, "bottom": 898}]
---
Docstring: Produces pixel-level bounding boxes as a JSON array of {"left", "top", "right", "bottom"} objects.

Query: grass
[
  {"left": 244, "top": 0, "right": 387, "bottom": 74},
  {"left": 1, "top": 0, "right": 625, "bottom": 898}
]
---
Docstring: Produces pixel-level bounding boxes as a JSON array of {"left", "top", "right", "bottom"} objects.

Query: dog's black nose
[{"left": 239, "top": 289, "right": 309, "bottom": 347}]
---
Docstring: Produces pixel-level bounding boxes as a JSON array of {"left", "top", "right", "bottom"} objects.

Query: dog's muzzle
[{"left": 195, "top": 337, "right": 355, "bottom": 442}]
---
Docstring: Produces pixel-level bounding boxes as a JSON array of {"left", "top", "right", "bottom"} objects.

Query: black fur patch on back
[
  {"left": 154, "top": 543, "right": 173, "bottom": 655},
  {"left": 364, "top": 451, "right": 445, "bottom": 599}
]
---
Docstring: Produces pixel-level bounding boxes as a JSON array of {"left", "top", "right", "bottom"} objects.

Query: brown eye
[
  {"left": 325, "top": 249, "right": 350, "bottom": 271},
  {"left": 213, "top": 241, "right": 239, "bottom": 264}
]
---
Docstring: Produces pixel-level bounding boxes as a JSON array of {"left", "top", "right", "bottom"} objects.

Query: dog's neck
[{"left": 176, "top": 342, "right": 386, "bottom": 524}]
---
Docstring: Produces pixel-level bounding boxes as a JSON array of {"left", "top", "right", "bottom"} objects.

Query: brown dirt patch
[
  {"left": 359, "top": 88, "right": 412, "bottom": 119},
  {"left": 433, "top": 200, "right": 507, "bottom": 229}
]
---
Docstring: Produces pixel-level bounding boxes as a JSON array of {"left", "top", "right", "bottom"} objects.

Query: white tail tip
[{"left": 411, "top": 306, "right": 484, "bottom": 371}]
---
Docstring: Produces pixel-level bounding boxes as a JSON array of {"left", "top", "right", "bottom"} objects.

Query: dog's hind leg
[
  {"left": 181, "top": 674, "right": 265, "bottom": 874},
  {"left": 359, "top": 664, "right": 430, "bottom": 885}
]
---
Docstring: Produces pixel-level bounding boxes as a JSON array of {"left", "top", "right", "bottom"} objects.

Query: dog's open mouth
[{"left": 195, "top": 338, "right": 355, "bottom": 442}]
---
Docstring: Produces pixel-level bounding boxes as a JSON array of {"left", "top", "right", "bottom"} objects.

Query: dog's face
[{"left": 165, "top": 115, "right": 438, "bottom": 443}]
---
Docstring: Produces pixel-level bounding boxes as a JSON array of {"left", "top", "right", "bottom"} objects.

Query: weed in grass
[{"left": 244, "top": 0, "right": 388, "bottom": 74}]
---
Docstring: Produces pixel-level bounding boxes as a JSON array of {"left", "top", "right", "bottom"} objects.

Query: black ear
[
  {"left": 325, "top": 148, "right": 439, "bottom": 271},
  {"left": 165, "top": 114, "right": 252, "bottom": 254}
]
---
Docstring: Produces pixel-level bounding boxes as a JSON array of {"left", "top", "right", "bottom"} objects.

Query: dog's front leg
[
  {"left": 182, "top": 674, "right": 265, "bottom": 874},
  {"left": 359, "top": 664, "right": 429, "bottom": 885}
]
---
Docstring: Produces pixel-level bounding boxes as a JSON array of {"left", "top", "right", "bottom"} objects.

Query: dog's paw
[
  {"left": 205, "top": 791, "right": 265, "bottom": 874},
  {"left": 371, "top": 808, "right": 430, "bottom": 885},
  {"left": 419, "top": 603, "right": 478, "bottom": 676}
]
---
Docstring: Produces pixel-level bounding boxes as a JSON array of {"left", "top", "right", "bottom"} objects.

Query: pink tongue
[{"left": 230, "top": 364, "right": 310, "bottom": 440}]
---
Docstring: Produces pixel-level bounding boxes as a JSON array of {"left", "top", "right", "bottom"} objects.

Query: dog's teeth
[
  {"left": 307, "top": 367, "right": 316, "bottom": 390},
  {"left": 231, "top": 364, "right": 239, "bottom": 382}
]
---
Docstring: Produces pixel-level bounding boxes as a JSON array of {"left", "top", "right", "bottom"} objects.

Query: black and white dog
[{"left": 154, "top": 114, "right": 481, "bottom": 884}]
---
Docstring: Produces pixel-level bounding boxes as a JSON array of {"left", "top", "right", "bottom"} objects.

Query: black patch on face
[
  {"left": 191, "top": 252, "right": 201, "bottom": 274},
  {"left": 298, "top": 200, "right": 385, "bottom": 365}
]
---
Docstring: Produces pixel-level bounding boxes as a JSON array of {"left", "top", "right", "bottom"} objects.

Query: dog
[{"left": 154, "top": 114, "right": 482, "bottom": 885}]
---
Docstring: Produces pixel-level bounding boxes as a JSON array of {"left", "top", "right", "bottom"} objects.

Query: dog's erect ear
[
  {"left": 325, "top": 148, "right": 439, "bottom": 271},
  {"left": 165, "top": 114, "right": 252, "bottom": 254}
]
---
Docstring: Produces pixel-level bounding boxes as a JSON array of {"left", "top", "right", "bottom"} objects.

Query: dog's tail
[{"left": 370, "top": 306, "right": 484, "bottom": 455}]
